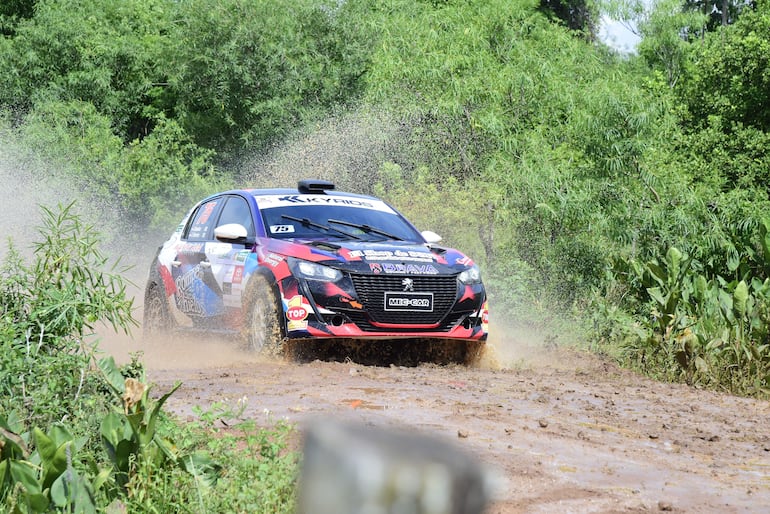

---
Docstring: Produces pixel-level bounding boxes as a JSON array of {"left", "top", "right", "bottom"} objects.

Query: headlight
[
  {"left": 289, "top": 258, "right": 343, "bottom": 282},
  {"left": 458, "top": 264, "right": 482, "bottom": 284}
]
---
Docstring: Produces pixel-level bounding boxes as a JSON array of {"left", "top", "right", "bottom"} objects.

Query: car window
[
  {"left": 261, "top": 204, "right": 423, "bottom": 242},
  {"left": 217, "top": 196, "right": 255, "bottom": 237},
  {"left": 185, "top": 198, "right": 221, "bottom": 241}
]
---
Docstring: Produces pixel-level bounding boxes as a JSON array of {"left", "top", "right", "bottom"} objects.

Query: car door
[
  {"left": 171, "top": 194, "right": 256, "bottom": 327},
  {"left": 172, "top": 197, "right": 225, "bottom": 323},
  {"left": 204, "top": 195, "right": 256, "bottom": 317}
]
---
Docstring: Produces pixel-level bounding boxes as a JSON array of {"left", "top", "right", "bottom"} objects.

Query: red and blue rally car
[{"left": 143, "top": 180, "right": 488, "bottom": 358}]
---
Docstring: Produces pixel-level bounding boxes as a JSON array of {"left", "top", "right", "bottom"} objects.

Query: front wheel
[{"left": 242, "top": 276, "right": 285, "bottom": 356}]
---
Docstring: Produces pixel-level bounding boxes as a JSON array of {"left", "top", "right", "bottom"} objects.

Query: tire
[
  {"left": 242, "top": 275, "right": 285, "bottom": 356},
  {"left": 143, "top": 278, "right": 175, "bottom": 339}
]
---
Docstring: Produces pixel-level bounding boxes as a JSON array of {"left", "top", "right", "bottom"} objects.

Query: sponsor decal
[
  {"left": 262, "top": 252, "right": 283, "bottom": 267},
  {"left": 364, "top": 250, "right": 392, "bottom": 259},
  {"left": 174, "top": 265, "right": 206, "bottom": 316},
  {"left": 286, "top": 295, "right": 311, "bottom": 331},
  {"left": 205, "top": 242, "right": 231, "bottom": 256},
  {"left": 361, "top": 249, "right": 435, "bottom": 263},
  {"left": 197, "top": 201, "right": 217, "bottom": 224},
  {"left": 257, "top": 194, "right": 396, "bottom": 213},
  {"left": 235, "top": 250, "right": 250, "bottom": 263},
  {"left": 369, "top": 262, "right": 438, "bottom": 275},
  {"left": 339, "top": 296, "right": 363, "bottom": 309},
  {"left": 270, "top": 224, "right": 295, "bottom": 234},
  {"left": 456, "top": 256, "right": 474, "bottom": 266},
  {"left": 232, "top": 266, "right": 244, "bottom": 284},
  {"left": 390, "top": 263, "right": 438, "bottom": 275},
  {"left": 384, "top": 292, "right": 434, "bottom": 312},
  {"left": 277, "top": 195, "right": 375, "bottom": 207},
  {"left": 176, "top": 242, "right": 204, "bottom": 253}
]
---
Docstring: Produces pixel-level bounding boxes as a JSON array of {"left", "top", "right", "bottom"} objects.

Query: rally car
[{"left": 143, "top": 180, "right": 488, "bottom": 359}]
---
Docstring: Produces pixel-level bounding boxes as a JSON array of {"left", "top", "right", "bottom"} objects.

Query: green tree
[
  {"left": 538, "top": 0, "right": 599, "bottom": 36},
  {"left": 676, "top": 1, "right": 770, "bottom": 131},
  {"left": 0, "top": 0, "right": 35, "bottom": 35},
  {"left": 683, "top": 0, "right": 755, "bottom": 30},
  {"left": 0, "top": 0, "right": 176, "bottom": 141},
  {"left": 116, "top": 117, "right": 222, "bottom": 229},
  {"left": 637, "top": 0, "right": 707, "bottom": 87},
  {"left": 168, "top": 0, "right": 373, "bottom": 155},
  {"left": 365, "top": 0, "right": 671, "bottom": 304}
]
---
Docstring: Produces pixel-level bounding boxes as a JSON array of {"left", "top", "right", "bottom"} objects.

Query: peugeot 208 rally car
[{"left": 143, "top": 180, "right": 488, "bottom": 360}]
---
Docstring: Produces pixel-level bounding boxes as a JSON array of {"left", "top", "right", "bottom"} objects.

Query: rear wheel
[
  {"left": 143, "top": 279, "right": 175, "bottom": 339},
  {"left": 242, "top": 276, "right": 285, "bottom": 356}
]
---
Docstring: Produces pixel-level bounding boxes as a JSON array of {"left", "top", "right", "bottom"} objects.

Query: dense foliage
[{"left": 0, "top": 206, "right": 298, "bottom": 512}]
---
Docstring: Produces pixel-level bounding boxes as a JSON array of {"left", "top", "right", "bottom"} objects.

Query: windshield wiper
[
  {"left": 327, "top": 219, "right": 403, "bottom": 241},
  {"left": 281, "top": 214, "right": 361, "bottom": 240}
]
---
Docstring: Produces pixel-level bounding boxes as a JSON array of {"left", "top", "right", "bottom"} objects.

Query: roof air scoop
[{"left": 298, "top": 180, "right": 335, "bottom": 194}]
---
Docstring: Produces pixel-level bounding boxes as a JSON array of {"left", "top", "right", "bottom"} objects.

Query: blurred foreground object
[{"left": 299, "top": 420, "right": 493, "bottom": 514}]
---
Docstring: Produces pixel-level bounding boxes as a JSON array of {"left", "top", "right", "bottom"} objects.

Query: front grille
[
  {"left": 349, "top": 273, "right": 459, "bottom": 326},
  {"left": 345, "top": 311, "right": 466, "bottom": 333}
]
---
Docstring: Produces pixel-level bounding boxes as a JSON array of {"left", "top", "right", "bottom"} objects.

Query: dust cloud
[
  {"left": 3, "top": 108, "right": 560, "bottom": 372},
  {"left": 0, "top": 127, "right": 159, "bottom": 365}
]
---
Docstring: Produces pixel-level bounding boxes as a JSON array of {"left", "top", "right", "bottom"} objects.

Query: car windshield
[{"left": 256, "top": 195, "right": 423, "bottom": 242}]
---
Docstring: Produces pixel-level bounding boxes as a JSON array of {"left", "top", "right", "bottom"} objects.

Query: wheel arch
[{"left": 243, "top": 265, "right": 287, "bottom": 335}]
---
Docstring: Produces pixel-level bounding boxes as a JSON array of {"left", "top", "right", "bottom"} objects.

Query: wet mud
[{"left": 101, "top": 325, "right": 770, "bottom": 513}]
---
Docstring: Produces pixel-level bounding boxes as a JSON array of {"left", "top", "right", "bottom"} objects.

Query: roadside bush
[
  {"left": 0, "top": 202, "right": 135, "bottom": 430},
  {"left": 0, "top": 204, "right": 298, "bottom": 512},
  {"left": 601, "top": 246, "right": 770, "bottom": 397}
]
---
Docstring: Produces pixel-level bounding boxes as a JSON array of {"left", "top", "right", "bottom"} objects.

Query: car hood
[{"left": 265, "top": 238, "right": 475, "bottom": 275}]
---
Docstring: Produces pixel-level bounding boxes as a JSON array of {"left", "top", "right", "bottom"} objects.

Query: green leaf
[
  {"left": 733, "top": 280, "right": 749, "bottom": 318},
  {"left": 706, "top": 338, "right": 724, "bottom": 350},
  {"left": 0, "top": 460, "right": 8, "bottom": 496},
  {"left": 98, "top": 356, "right": 127, "bottom": 397},
  {"left": 9, "top": 459, "right": 42, "bottom": 496},
  {"left": 51, "top": 468, "right": 97, "bottom": 513},
  {"left": 645, "top": 262, "right": 666, "bottom": 286},
  {"left": 694, "top": 356, "right": 709, "bottom": 373},
  {"left": 665, "top": 247, "right": 682, "bottom": 276},
  {"left": 92, "top": 467, "right": 113, "bottom": 492},
  {"left": 718, "top": 289, "right": 734, "bottom": 321},
  {"left": 33, "top": 427, "right": 70, "bottom": 490},
  {"left": 646, "top": 287, "right": 667, "bottom": 309},
  {"left": 179, "top": 451, "right": 222, "bottom": 488},
  {"left": 144, "top": 382, "right": 181, "bottom": 445}
]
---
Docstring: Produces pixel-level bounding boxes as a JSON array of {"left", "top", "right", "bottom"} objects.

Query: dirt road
[{"left": 104, "top": 324, "right": 770, "bottom": 513}]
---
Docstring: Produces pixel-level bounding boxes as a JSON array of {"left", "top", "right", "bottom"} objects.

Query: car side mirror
[
  {"left": 421, "top": 230, "right": 442, "bottom": 244},
  {"left": 215, "top": 223, "right": 251, "bottom": 243}
]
